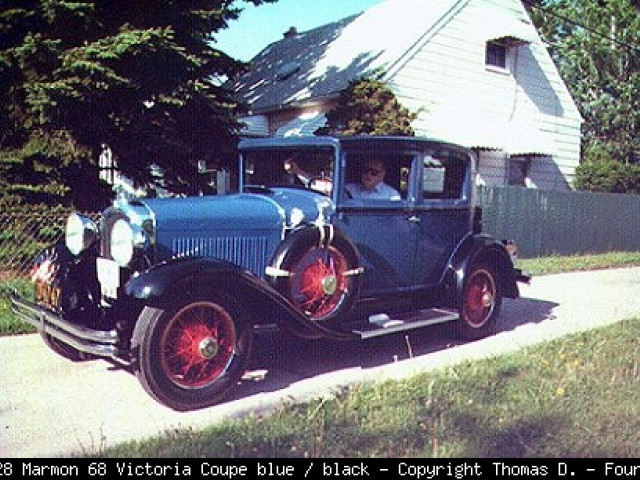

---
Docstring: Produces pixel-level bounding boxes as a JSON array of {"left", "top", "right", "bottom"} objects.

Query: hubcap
[
  {"left": 321, "top": 275, "right": 338, "bottom": 295},
  {"left": 199, "top": 337, "right": 219, "bottom": 359},
  {"left": 482, "top": 292, "right": 494, "bottom": 308}
]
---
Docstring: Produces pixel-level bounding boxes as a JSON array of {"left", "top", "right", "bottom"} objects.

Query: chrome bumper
[{"left": 10, "top": 290, "right": 121, "bottom": 358}]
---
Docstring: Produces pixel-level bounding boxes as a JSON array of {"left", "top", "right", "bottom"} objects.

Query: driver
[{"left": 345, "top": 158, "right": 400, "bottom": 200}]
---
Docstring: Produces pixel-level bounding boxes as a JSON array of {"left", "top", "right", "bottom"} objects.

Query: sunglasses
[{"left": 362, "top": 167, "right": 382, "bottom": 176}]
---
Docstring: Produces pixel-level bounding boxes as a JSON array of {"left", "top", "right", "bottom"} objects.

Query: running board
[{"left": 350, "top": 308, "right": 459, "bottom": 339}]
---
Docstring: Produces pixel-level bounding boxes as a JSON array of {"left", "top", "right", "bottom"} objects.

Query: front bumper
[{"left": 10, "top": 290, "right": 122, "bottom": 358}]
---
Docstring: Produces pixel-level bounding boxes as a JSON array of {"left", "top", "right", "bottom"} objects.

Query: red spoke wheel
[
  {"left": 132, "top": 296, "right": 253, "bottom": 411},
  {"left": 160, "top": 302, "right": 236, "bottom": 389},
  {"left": 290, "top": 247, "right": 349, "bottom": 320},
  {"left": 457, "top": 263, "right": 502, "bottom": 340},
  {"left": 463, "top": 269, "right": 496, "bottom": 327}
]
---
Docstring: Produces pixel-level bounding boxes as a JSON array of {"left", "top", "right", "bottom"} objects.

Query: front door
[
  {"left": 334, "top": 149, "right": 416, "bottom": 295},
  {"left": 335, "top": 203, "right": 415, "bottom": 294}
]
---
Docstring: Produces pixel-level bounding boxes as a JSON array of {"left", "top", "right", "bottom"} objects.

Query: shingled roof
[{"left": 232, "top": 0, "right": 463, "bottom": 113}]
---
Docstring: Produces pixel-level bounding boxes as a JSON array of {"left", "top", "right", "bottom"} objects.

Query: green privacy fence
[{"left": 479, "top": 186, "right": 640, "bottom": 259}]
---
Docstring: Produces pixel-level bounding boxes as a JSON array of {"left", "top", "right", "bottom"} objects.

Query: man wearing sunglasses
[{"left": 345, "top": 158, "right": 401, "bottom": 200}]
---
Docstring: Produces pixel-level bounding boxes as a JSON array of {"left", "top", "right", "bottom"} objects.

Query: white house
[{"left": 232, "top": 0, "right": 582, "bottom": 191}]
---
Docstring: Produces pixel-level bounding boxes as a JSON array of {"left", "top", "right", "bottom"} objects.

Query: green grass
[
  {"left": 519, "top": 250, "right": 640, "bottom": 276},
  {"left": 0, "top": 278, "right": 36, "bottom": 336},
  {"left": 86, "top": 319, "right": 640, "bottom": 457}
]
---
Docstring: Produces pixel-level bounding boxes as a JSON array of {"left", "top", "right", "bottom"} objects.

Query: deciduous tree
[{"left": 529, "top": 0, "right": 640, "bottom": 170}]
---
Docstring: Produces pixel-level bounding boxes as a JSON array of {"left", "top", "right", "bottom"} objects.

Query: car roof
[{"left": 239, "top": 135, "right": 471, "bottom": 154}]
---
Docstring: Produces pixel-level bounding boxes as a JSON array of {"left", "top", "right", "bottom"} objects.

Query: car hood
[
  {"left": 132, "top": 190, "right": 334, "bottom": 273},
  {"left": 139, "top": 188, "right": 334, "bottom": 230},
  {"left": 141, "top": 193, "right": 286, "bottom": 233}
]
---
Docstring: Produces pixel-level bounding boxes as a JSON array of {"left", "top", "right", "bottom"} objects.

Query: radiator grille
[{"left": 172, "top": 236, "right": 269, "bottom": 276}]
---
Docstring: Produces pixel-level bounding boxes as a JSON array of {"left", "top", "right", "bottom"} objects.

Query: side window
[
  {"left": 422, "top": 150, "right": 469, "bottom": 200},
  {"left": 423, "top": 157, "right": 446, "bottom": 195},
  {"left": 507, "top": 157, "right": 530, "bottom": 187},
  {"left": 343, "top": 152, "right": 412, "bottom": 201}
]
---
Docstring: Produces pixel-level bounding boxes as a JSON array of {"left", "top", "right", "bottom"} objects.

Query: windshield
[{"left": 242, "top": 147, "right": 335, "bottom": 195}]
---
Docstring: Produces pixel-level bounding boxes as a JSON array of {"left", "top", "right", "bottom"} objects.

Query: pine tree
[{"left": 0, "top": 0, "right": 275, "bottom": 208}]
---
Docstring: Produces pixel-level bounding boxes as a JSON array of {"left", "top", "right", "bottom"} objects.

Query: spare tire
[{"left": 268, "top": 225, "right": 361, "bottom": 323}]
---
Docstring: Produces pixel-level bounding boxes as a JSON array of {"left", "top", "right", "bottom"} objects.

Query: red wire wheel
[
  {"left": 462, "top": 268, "right": 497, "bottom": 328},
  {"left": 289, "top": 246, "right": 349, "bottom": 320},
  {"left": 160, "top": 301, "right": 236, "bottom": 389}
]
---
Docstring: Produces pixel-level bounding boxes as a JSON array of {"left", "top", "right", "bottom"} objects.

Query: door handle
[{"left": 407, "top": 215, "right": 421, "bottom": 223}]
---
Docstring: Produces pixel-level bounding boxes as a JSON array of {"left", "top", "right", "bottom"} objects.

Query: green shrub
[{"left": 574, "top": 160, "right": 640, "bottom": 194}]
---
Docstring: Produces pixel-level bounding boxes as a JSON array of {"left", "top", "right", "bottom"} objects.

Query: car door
[
  {"left": 410, "top": 146, "right": 473, "bottom": 287},
  {"left": 333, "top": 150, "right": 416, "bottom": 295}
]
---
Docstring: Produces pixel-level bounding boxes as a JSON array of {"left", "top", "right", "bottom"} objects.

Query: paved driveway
[{"left": 2, "top": 266, "right": 640, "bottom": 457}]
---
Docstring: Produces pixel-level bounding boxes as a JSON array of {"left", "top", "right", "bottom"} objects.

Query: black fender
[
  {"left": 124, "top": 256, "right": 354, "bottom": 340},
  {"left": 266, "top": 224, "right": 362, "bottom": 326},
  {"left": 446, "top": 233, "right": 520, "bottom": 306}
]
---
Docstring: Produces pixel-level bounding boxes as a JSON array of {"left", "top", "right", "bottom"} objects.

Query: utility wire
[{"left": 522, "top": 0, "right": 640, "bottom": 55}]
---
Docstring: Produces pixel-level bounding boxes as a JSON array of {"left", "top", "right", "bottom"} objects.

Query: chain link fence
[{"left": 0, "top": 205, "right": 99, "bottom": 281}]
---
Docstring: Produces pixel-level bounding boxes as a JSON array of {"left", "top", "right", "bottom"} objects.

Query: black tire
[
  {"left": 131, "top": 295, "right": 253, "bottom": 411},
  {"left": 271, "top": 227, "right": 360, "bottom": 323},
  {"left": 41, "top": 333, "right": 93, "bottom": 362},
  {"left": 455, "top": 262, "right": 502, "bottom": 341}
]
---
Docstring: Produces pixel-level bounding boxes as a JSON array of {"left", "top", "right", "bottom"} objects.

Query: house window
[
  {"left": 485, "top": 41, "right": 507, "bottom": 69},
  {"left": 507, "top": 157, "right": 530, "bottom": 186}
]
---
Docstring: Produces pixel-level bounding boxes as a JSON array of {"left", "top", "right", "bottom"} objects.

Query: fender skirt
[
  {"left": 124, "top": 256, "right": 352, "bottom": 340},
  {"left": 447, "top": 234, "right": 521, "bottom": 305}
]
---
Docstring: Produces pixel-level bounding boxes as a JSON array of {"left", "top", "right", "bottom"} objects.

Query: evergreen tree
[
  {"left": 0, "top": 0, "right": 274, "bottom": 208},
  {"left": 315, "top": 77, "right": 416, "bottom": 137}
]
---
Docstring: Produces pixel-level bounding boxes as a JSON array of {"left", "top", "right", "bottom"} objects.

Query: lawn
[{"left": 86, "top": 319, "right": 640, "bottom": 457}]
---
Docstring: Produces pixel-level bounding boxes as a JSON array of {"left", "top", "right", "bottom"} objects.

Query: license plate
[
  {"left": 32, "top": 259, "right": 61, "bottom": 310},
  {"left": 97, "top": 257, "right": 120, "bottom": 298},
  {"left": 35, "top": 281, "right": 61, "bottom": 310}
]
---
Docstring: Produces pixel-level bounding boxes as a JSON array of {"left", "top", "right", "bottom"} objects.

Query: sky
[{"left": 214, "top": 0, "right": 385, "bottom": 61}]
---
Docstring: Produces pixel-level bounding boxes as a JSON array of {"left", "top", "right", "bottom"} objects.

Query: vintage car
[{"left": 11, "top": 136, "right": 529, "bottom": 411}]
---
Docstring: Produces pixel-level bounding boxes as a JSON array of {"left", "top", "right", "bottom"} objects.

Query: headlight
[
  {"left": 65, "top": 213, "right": 98, "bottom": 256},
  {"left": 110, "top": 219, "right": 148, "bottom": 267}
]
